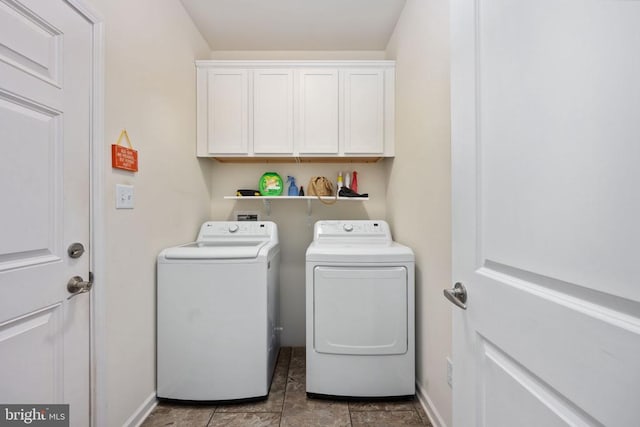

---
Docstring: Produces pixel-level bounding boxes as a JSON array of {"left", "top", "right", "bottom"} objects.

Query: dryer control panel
[{"left": 313, "top": 220, "right": 392, "bottom": 243}]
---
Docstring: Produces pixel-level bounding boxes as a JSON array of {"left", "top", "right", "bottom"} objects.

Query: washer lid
[
  {"left": 161, "top": 221, "right": 279, "bottom": 260},
  {"left": 163, "top": 240, "right": 269, "bottom": 259},
  {"left": 306, "top": 241, "right": 414, "bottom": 263}
]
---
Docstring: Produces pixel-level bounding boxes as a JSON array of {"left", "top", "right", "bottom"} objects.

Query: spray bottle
[
  {"left": 287, "top": 176, "right": 298, "bottom": 196},
  {"left": 351, "top": 171, "right": 358, "bottom": 193}
]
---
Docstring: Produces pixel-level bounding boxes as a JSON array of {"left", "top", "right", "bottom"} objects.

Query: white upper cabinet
[
  {"left": 297, "top": 69, "right": 340, "bottom": 154},
  {"left": 343, "top": 69, "right": 385, "bottom": 154},
  {"left": 253, "top": 69, "right": 294, "bottom": 154},
  {"left": 196, "top": 61, "right": 395, "bottom": 160},
  {"left": 204, "top": 69, "right": 248, "bottom": 154}
]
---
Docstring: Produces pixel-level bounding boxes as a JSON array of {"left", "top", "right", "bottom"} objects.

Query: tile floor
[{"left": 143, "top": 347, "right": 432, "bottom": 427}]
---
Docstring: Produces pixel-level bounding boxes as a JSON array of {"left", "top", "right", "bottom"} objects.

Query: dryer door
[{"left": 313, "top": 266, "right": 408, "bottom": 355}]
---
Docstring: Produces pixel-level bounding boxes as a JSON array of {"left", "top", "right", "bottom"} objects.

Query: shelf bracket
[
  {"left": 263, "top": 199, "right": 272, "bottom": 216},
  {"left": 307, "top": 199, "right": 312, "bottom": 217}
]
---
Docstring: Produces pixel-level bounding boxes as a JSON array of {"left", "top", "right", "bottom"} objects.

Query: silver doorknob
[
  {"left": 443, "top": 282, "right": 467, "bottom": 310},
  {"left": 67, "top": 272, "right": 93, "bottom": 300}
]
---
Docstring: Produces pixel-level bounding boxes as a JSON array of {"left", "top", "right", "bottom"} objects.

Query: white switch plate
[{"left": 116, "top": 184, "right": 134, "bottom": 209}]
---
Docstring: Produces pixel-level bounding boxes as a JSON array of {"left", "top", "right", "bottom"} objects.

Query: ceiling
[{"left": 180, "top": 0, "right": 407, "bottom": 51}]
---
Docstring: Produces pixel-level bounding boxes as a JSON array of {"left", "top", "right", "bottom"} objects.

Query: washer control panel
[{"left": 197, "top": 221, "right": 274, "bottom": 240}]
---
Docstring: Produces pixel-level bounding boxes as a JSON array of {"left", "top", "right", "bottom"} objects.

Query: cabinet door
[
  {"left": 253, "top": 69, "right": 293, "bottom": 154},
  {"left": 298, "top": 69, "right": 339, "bottom": 154},
  {"left": 343, "top": 69, "right": 385, "bottom": 154},
  {"left": 207, "top": 69, "right": 248, "bottom": 154}
]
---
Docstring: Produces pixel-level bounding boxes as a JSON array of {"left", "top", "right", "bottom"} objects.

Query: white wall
[
  {"left": 86, "top": 0, "right": 211, "bottom": 425},
  {"left": 385, "top": 1, "right": 452, "bottom": 425},
  {"left": 209, "top": 162, "right": 387, "bottom": 345}
]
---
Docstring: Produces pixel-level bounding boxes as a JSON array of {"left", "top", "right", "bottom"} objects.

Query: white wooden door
[
  {"left": 297, "top": 69, "right": 339, "bottom": 154},
  {"left": 0, "top": 1, "right": 92, "bottom": 425},
  {"left": 450, "top": 1, "right": 640, "bottom": 426},
  {"left": 253, "top": 69, "right": 293, "bottom": 154},
  {"left": 343, "top": 69, "right": 384, "bottom": 154},
  {"left": 206, "top": 69, "right": 248, "bottom": 154}
]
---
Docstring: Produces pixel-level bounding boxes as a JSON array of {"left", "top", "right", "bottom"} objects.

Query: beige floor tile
[
  {"left": 285, "top": 373, "right": 306, "bottom": 396},
  {"left": 141, "top": 403, "right": 214, "bottom": 427},
  {"left": 271, "top": 374, "right": 287, "bottom": 392},
  {"left": 275, "top": 354, "right": 291, "bottom": 371},
  {"left": 276, "top": 347, "right": 292, "bottom": 367},
  {"left": 291, "top": 346, "right": 306, "bottom": 359},
  {"left": 350, "top": 410, "right": 426, "bottom": 426},
  {"left": 349, "top": 399, "right": 417, "bottom": 412},
  {"left": 271, "top": 363, "right": 289, "bottom": 392},
  {"left": 284, "top": 393, "right": 349, "bottom": 412},
  {"left": 287, "top": 368, "right": 305, "bottom": 385},
  {"left": 271, "top": 372, "right": 288, "bottom": 392},
  {"left": 216, "top": 389, "right": 284, "bottom": 413},
  {"left": 208, "top": 412, "right": 280, "bottom": 427},
  {"left": 281, "top": 406, "right": 351, "bottom": 427},
  {"left": 289, "top": 358, "right": 305, "bottom": 374},
  {"left": 413, "top": 400, "right": 434, "bottom": 426},
  {"left": 275, "top": 360, "right": 290, "bottom": 372}
]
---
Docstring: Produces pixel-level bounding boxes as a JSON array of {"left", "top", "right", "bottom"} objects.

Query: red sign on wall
[{"left": 111, "top": 129, "right": 138, "bottom": 172}]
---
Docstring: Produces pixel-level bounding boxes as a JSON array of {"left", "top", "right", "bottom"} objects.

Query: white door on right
[{"left": 450, "top": 1, "right": 640, "bottom": 426}]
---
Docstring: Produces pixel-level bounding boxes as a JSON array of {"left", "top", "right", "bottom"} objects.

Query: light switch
[{"left": 116, "top": 184, "right": 134, "bottom": 209}]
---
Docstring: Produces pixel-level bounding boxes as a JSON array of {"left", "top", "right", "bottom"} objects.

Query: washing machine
[
  {"left": 306, "top": 220, "right": 415, "bottom": 398},
  {"left": 157, "top": 221, "right": 280, "bottom": 401}
]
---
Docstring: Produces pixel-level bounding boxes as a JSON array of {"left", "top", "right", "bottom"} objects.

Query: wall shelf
[
  {"left": 223, "top": 195, "right": 369, "bottom": 216},
  {"left": 212, "top": 157, "right": 383, "bottom": 163}
]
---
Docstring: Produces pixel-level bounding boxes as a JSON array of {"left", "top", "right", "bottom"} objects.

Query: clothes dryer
[
  {"left": 306, "top": 220, "right": 415, "bottom": 398},
  {"left": 157, "top": 221, "right": 280, "bottom": 401}
]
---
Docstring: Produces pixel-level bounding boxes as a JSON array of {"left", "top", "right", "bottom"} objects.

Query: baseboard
[
  {"left": 415, "top": 382, "right": 447, "bottom": 427},
  {"left": 123, "top": 391, "right": 157, "bottom": 427}
]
